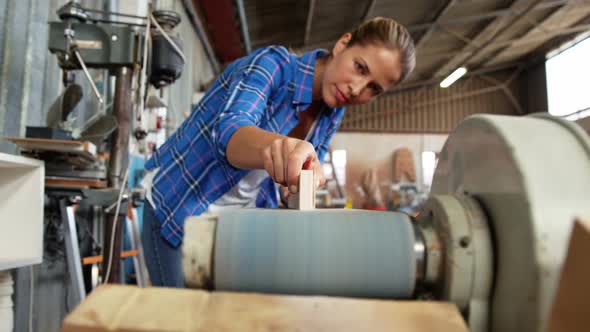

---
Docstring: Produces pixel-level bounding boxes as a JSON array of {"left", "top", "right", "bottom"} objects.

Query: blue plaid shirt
[{"left": 145, "top": 46, "right": 346, "bottom": 247}]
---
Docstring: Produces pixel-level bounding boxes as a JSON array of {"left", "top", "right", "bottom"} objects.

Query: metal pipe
[
  {"left": 84, "top": 8, "right": 148, "bottom": 20},
  {"left": 103, "top": 213, "right": 124, "bottom": 283},
  {"left": 103, "top": 66, "right": 132, "bottom": 285},
  {"left": 136, "top": 3, "right": 151, "bottom": 122},
  {"left": 235, "top": 0, "right": 252, "bottom": 54},
  {"left": 73, "top": 48, "right": 104, "bottom": 104},
  {"left": 303, "top": 0, "right": 316, "bottom": 46},
  {"left": 107, "top": 67, "right": 132, "bottom": 188}
]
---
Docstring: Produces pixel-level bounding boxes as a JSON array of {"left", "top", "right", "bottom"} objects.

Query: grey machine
[
  {"left": 42, "top": 0, "right": 184, "bottom": 293},
  {"left": 182, "top": 114, "right": 590, "bottom": 332}
]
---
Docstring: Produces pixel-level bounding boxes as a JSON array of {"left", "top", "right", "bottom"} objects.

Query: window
[
  {"left": 323, "top": 149, "right": 347, "bottom": 186},
  {"left": 422, "top": 151, "right": 437, "bottom": 190},
  {"left": 546, "top": 34, "right": 590, "bottom": 120}
]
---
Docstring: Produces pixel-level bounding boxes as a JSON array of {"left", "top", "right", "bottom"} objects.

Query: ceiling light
[{"left": 440, "top": 67, "right": 467, "bottom": 88}]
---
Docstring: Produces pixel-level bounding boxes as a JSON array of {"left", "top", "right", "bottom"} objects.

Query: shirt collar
[{"left": 292, "top": 48, "right": 329, "bottom": 106}]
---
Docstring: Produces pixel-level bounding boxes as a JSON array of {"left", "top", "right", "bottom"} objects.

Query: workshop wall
[
  {"left": 0, "top": 0, "right": 61, "bottom": 154},
  {"left": 0, "top": 1, "right": 69, "bottom": 331},
  {"left": 340, "top": 70, "right": 526, "bottom": 133},
  {"left": 330, "top": 133, "right": 447, "bottom": 209},
  {"left": 577, "top": 116, "right": 590, "bottom": 134},
  {"left": 162, "top": 0, "right": 216, "bottom": 131},
  {"left": 0, "top": 1, "right": 216, "bottom": 331},
  {"left": 520, "top": 60, "right": 549, "bottom": 114}
]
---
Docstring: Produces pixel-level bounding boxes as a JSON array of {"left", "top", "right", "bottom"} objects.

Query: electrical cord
[
  {"left": 149, "top": 13, "right": 186, "bottom": 64},
  {"left": 102, "top": 167, "right": 130, "bottom": 284}
]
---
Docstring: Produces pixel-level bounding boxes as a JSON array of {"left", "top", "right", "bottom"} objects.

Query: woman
[{"left": 141, "top": 17, "right": 416, "bottom": 287}]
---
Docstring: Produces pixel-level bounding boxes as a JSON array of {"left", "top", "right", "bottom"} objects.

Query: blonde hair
[{"left": 348, "top": 17, "right": 416, "bottom": 83}]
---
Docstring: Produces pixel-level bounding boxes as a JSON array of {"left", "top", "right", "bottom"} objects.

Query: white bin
[
  {"left": 0, "top": 272, "right": 13, "bottom": 332},
  {"left": 0, "top": 153, "right": 44, "bottom": 270}
]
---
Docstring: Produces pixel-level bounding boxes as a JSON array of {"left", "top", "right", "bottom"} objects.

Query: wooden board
[
  {"left": 61, "top": 285, "right": 469, "bottom": 332},
  {"left": 2, "top": 136, "right": 97, "bottom": 159},
  {"left": 45, "top": 177, "right": 107, "bottom": 189},
  {"left": 287, "top": 169, "right": 315, "bottom": 210},
  {"left": 547, "top": 217, "right": 590, "bottom": 332}
]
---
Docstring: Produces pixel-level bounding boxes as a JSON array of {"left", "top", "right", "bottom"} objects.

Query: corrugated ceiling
[{"left": 203, "top": 0, "right": 590, "bottom": 88}]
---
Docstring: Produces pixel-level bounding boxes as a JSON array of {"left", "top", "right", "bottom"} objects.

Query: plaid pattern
[{"left": 145, "top": 46, "right": 345, "bottom": 247}]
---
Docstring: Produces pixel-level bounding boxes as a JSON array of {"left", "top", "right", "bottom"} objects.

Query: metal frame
[
  {"left": 126, "top": 208, "right": 150, "bottom": 287},
  {"left": 59, "top": 199, "right": 86, "bottom": 307}
]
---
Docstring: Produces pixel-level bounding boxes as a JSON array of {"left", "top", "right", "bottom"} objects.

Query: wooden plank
[
  {"left": 45, "top": 177, "right": 107, "bottom": 189},
  {"left": 287, "top": 169, "right": 315, "bottom": 210},
  {"left": 61, "top": 285, "right": 470, "bottom": 332},
  {"left": 2, "top": 136, "right": 97, "bottom": 158}
]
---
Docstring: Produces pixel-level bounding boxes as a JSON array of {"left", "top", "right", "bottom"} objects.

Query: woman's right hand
[{"left": 261, "top": 137, "right": 326, "bottom": 194}]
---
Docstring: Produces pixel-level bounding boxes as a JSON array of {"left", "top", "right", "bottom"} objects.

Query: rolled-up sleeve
[{"left": 213, "top": 48, "right": 285, "bottom": 164}]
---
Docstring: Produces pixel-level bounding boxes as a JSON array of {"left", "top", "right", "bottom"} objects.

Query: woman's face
[{"left": 322, "top": 34, "right": 403, "bottom": 108}]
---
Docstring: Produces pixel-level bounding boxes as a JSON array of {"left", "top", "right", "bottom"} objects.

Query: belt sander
[{"left": 181, "top": 114, "right": 590, "bottom": 332}]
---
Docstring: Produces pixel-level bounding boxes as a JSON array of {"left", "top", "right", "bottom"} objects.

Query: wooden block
[
  {"left": 183, "top": 215, "right": 216, "bottom": 288},
  {"left": 287, "top": 169, "right": 315, "bottom": 210},
  {"left": 60, "top": 284, "right": 470, "bottom": 332}
]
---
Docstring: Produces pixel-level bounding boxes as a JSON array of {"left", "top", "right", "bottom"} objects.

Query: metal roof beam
[
  {"left": 303, "top": 0, "right": 317, "bottom": 46},
  {"left": 417, "top": 22, "right": 590, "bottom": 60},
  {"left": 361, "top": 0, "right": 376, "bottom": 23},
  {"left": 414, "top": 0, "right": 459, "bottom": 50},
  {"left": 481, "top": 2, "right": 590, "bottom": 66},
  {"left": 433, "top": 0, "right": 545, "bottom": 77},
  {"left": 406, "top": 0, "right": 569, "bottom": 33},
  {"left": 298, "top": 0, "right": 569, "bottom": 52}
]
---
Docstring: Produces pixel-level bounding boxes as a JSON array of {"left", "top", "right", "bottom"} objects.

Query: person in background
[
  {"left": 141, "top": 16, "right": 416, "bottom": 287},
  {"left": 360, "top": 167, "right": 387, "bottom": 211}
]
